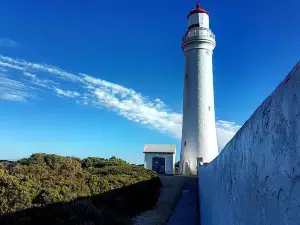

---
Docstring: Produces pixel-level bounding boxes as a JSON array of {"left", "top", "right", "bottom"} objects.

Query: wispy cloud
[
  {"left": 216, "top": 120, "right": 241, "bottom": 151},
  {"left": 0, "top": 55, "right": 240, "bottom": 149},
  {"left": 0, "top": 38, "right": 19, "bottom": 48},
  {"left": 0, "top": 76, "right": 34, "bottom": 101},
  {"left": 22, "top": 71, "right": 59, "bottom": 89},
  {"left": 54, "top": 87, "right": 80, "bottom": 98}
]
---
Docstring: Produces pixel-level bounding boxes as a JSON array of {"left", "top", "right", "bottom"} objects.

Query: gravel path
[{"left": 132, "top": 176, "right": 187, "bottom": 225}]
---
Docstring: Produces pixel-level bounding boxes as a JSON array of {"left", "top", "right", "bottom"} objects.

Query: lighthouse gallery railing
[{"left": 182, "top": 28, "right": 215, "bottom": 42}]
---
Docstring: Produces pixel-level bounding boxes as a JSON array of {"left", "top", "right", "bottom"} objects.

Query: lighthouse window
[
  {"left": 208, "top": 106, "right": 211, "bottom": 111},
  {"left": 185, "top": 73, "right": 188, "bottom": 79},
  {"left": 184, "top": 141, "right": 186, "bottom": 146},
  {"left": 188, "top": 23, "right": 200, "bottom": 29}
]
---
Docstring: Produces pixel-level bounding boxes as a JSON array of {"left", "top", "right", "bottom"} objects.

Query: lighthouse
[{"left": 180, "top": 4, "right": 218, "bottom": 175}]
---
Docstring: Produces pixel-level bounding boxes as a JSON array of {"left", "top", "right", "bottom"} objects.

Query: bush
[{"left": 0, "top": 153, "right": 162, "bottom": 224}]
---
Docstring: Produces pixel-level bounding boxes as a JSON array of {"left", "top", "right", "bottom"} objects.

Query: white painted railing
[{"left": 182, "top": 28, "right": 215, "bottom": 42}]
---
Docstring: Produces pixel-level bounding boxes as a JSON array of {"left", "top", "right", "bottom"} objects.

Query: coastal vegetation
[{"left": 0, "top": 153, "right": 162, "bottom": 224}]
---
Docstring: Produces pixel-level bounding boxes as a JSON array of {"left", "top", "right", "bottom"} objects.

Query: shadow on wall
[
  {"left": 199, "top": 62, "right": 300, "bottom": 225},
  {"left": 0, "top": 177, "right": 162, "bottom": 225}
]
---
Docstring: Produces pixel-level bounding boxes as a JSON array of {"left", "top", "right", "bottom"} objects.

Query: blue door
[{"left": 152, "top": 157, "right": 165, "bottom": 174}]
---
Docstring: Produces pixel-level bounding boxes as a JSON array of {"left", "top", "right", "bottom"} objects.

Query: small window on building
[
  {"left": 185, "top": 73, "right": 188, "bottom": 79},
  {"left": 184, "top": 141, "right": 186, "bottom": 146},
  {"left": 208, "top": 106, "right": 211, "bottom": 111}
]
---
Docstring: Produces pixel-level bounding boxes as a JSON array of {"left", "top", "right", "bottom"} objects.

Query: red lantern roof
[{"left": 187, "top": 3, "right": 209, "bottom": 18}]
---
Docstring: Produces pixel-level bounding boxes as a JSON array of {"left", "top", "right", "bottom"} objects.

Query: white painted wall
[
  {"left": 144, "top": 153, "right": 175, "bottom": 175},
  {"left": 199, "top": 62, "right": 300, "bottom": 225}
]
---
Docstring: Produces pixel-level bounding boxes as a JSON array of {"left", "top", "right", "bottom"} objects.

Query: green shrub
[
  {"left": 0, "top": 169, "right": 32, "bottom": 214},
  {"left": 0, "top": 153, "right": 161, "bottom": 224}
]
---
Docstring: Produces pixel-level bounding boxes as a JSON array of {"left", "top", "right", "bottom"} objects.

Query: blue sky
[{"left": 0, "top": 0, "right": 299, "bottom": 164}]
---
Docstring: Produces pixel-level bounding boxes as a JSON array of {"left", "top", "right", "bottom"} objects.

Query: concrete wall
[
  {"left": 144, "top": 153, "right": 175, "bottom": 175},
  {"left": 199, "top": 62, "right": 300, "bottom": 225}
]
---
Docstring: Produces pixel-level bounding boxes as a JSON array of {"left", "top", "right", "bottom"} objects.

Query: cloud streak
[
  {"left": 0, "top": 38, "right": 19, "bottom": 48},
  {"left": 0, "top": 55, "right": 240, "bottom": 150},
  {"left": 0, "top": 76, "right": 34, "bottom": 101},
  {"left": 54, "top": 87, "right": 80, "bottom": 98}
]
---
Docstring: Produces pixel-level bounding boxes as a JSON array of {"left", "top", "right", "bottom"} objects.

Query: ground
[
  {"left": 132, "top": 176, "right": 200, "bottom": 225},
  {"left": 132, "top": 175, "right": 187, "bottom": 225},
  {"left": 167, "top": 177, "right": 199, "bottom": 225}
]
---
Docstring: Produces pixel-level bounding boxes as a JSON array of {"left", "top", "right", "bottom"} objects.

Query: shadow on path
[
  {"left": 167, "top": 177, "right": 199, "bottom": 225},
  {"left": 132, "top": 175, "right": 187, "bottom": 225}
]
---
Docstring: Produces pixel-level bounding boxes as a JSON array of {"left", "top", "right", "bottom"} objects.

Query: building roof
[
  {"left": 144, "top": 144, "right": 176, "bottom": 154},
  {"left": 187, "top": 3, "right": 209, "bottom": 18}
]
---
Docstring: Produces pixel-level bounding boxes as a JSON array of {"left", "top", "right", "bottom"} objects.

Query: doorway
[
  {"left": 152, "top": 157, "right": 166, "bottom": 174},
  {"left": 184, "top": 160, "right": 190, "bottom": 176},
  {"left": 196, "top": 157, "right": 203, "bottom": 175}
]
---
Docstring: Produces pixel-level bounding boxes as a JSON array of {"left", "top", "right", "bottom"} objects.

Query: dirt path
[{"left": 132, "top": 176, "right": 187, "bottom": 225}]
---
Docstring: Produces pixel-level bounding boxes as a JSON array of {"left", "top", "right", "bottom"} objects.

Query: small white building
[{"left": 144, "top": 144, "right": 176, "bottom": 175}]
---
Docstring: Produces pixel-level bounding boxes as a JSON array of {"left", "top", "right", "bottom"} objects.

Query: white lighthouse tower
[{"left": 180, "top": 4, "right": 218, "bottom": 175}]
